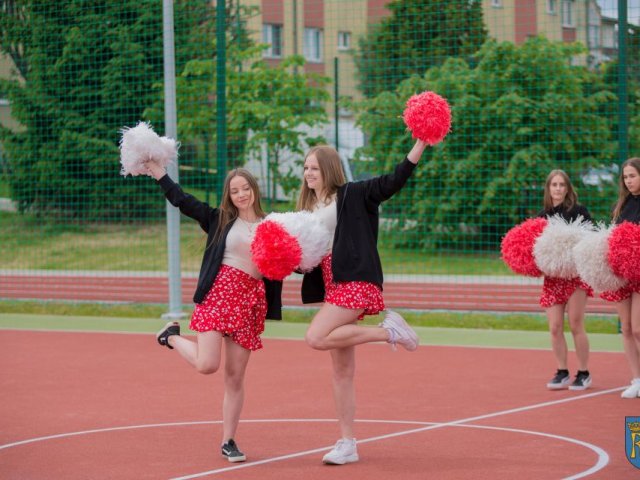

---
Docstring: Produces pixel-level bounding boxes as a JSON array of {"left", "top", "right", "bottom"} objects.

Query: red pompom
[
  {"left": 403, "top": 91, "right": 452, "bottom": 145},
  {"left": 251, "top": 220, "right": 302, "bottom": 281},
  {"left": 608, "top": 221, "right": 640, "bottom": 282},
  {"left": 501, "top": 218, "right": 548, "bottom": 277}
]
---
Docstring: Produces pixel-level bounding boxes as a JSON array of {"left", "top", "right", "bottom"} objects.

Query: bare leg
[
  {"left": 618, "top": 296, "right": 640, "bottom": 378},
  {"left": 168, "top": 330, "right": 224, "bottom": 374},
  {"left": 305, "top": 303, "right": 388, "bottom": 351},
  {"left": 221, "top": 337, "right": 251, "bottom": 442},
  {"left": 329, "top": 346, "right": 356, "bottom": 439},
  {"left": 545, "top": 304, "right": 568, "bottom": 369},
  {"left": 566, "top": 288, "right": 589, "bottom": 371}
]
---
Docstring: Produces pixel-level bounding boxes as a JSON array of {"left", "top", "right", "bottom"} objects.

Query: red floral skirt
[
  {"left": 320, "top": 255, "right": 385, "bottom": 320},
  {"left": 190, "top": 265, "right": 267, "bottom": 351},
  {"left": 539, "top": 277, "right": 593, "bottom": 308},
  {"left": 600, "top": 282, "right": 640, "bottom": 303}
]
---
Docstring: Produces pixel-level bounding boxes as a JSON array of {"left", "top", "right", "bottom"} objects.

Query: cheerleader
[
  {"left": 146, "top": 160, "right": 282, "bottom": 461},
  {"left": 537, "top": 170, "right": 593, "bottom": 391},
  {"left": 296, "top": 139, "right": 428, "bottom": 465},
  {"left": 601, "top": 158, "right": 640, "bottom": 398}
]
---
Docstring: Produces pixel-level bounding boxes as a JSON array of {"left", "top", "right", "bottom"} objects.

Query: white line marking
[
  {"left": 1, "top": 388, "right": 620, "bottom": 479},
  {"left": 170, "top": 421, "right": 609, "bottom": 480}
]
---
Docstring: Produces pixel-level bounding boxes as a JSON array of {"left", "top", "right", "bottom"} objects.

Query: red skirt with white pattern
[
  {"left": 320, "top": 254, "right": 385, "bottom": 320},
  {"left": 600, "top": 282, "right": 640, "bottom": 303},
  {"left": 190, "top": 265, "right": 267, "bottom": 351},
  {"left": 539, "top": 277, "right": 594, "bottom": 308}
]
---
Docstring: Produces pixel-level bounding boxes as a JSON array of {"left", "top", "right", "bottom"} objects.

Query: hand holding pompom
[
  {"left": 501, "top": 218, "right": 547, "bottom": 277},
  {"left": 403, "top": 91, "right": 451, "bottom": 145},
  {"left": 119, "top": 122, "right": 178, "bottom": 177},
  {"left": 251, "top": 211, "right": 332, "bottom": 281}
]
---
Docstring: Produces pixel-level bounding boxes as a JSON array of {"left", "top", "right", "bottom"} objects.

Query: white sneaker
[
  {"left": 621, "top": 378, "right": 640, "bottom": 399},
  {"left": 380, "top": 310, "right": 419, "bottom": 351},
  {"left": 322, "top": 438, "right": 359, "bottom": 465}
]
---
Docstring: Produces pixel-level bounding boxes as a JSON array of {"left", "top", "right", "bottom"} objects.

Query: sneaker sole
[
  {"left": 546, "top": 382, "right": 570, "bottom": 390},
  {"left": 322, "top": 454, "right": 359, "bottom": 465},
  {"left": 225, "top": 455, "right": 246, "bottom": 463}
]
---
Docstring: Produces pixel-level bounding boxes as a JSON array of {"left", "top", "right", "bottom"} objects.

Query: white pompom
[
  {"left": 119, "top": 121, "right": 178, "bottom": 176},
  {"left": 533, "top": 214, "right": 594, "bottom": 279},
  {"left": 573, "top": 225, "right": 627, "bottom": 293},
  {"left": 264, "top": 211, "right": 332, "bottom": 272}
]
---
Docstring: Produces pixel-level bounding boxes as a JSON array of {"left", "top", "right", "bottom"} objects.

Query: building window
[
  {"left": 562, "top": 0, "right": 575, "bottom": 27},
  {"left": 337, "top": 31, "right": 351, "bottom": 50},
  {"left": 262, "top": 24, "right": 283, "bottom": 58},
  {"left": 304, "top": 27, "right": 323, "bottom": 62},
  {"left": 546, "top": 0, "right": 557, "bottom": 14},
  {"left": 491, "top": 0, "right": 502, "bottom": 7}
]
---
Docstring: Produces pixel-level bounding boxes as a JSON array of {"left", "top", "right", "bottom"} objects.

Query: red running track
[{"left": 0, "top": 274, "right": 616, "bottom": 314}]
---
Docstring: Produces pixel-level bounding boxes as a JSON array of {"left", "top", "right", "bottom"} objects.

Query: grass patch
[
  {"left": 0, "top": 210, "right": 512, "bottom": 275},
  {"left": 0, "top": 300, "right": 619, "bottom": 334}
]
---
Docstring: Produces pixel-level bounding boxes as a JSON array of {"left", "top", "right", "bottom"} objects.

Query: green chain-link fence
[{"left": 0, "top": 0, "right": 638, "bottom": 314}]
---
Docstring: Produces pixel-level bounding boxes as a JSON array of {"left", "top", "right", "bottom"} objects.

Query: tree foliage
[
  {"left": 352, "top": 37, "right": 618, "bottom": 250},
  {"left": 0, "top": 0, "right": 215, "bottom": 220},
  {"left": 353, "top": 0, "right": 487, "bottom": 98},
  {"left": 151, "top": 42, "right": 330, "bottom": 204}
]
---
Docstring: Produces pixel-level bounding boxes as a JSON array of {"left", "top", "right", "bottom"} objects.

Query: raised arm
[
  {"left": 144, "top": 159, "right": 215, "bottom": 231},
  {"left": 362, "top": 139, "right": 429, "bottom": 206},
  {"left": 406, "top": 139, "right": 428, "bottom": 165}
]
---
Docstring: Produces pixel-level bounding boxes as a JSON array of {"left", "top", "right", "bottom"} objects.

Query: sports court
[{"left": 0, "top": 316, "right": 636, "bottom": 479}]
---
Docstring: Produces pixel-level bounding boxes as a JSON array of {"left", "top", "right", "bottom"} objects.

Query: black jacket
[
  {"left": 616, "top": 194, "right": 640, "bottom": 224},
  {"left": 157, "top": 174, "right": 282, "bottom": 319},
  {"left": 301, "top": 158, "right": 417, "bottom": 304},
  {"left": 537, "top": 204, "right": 592, "bottom": 223}
]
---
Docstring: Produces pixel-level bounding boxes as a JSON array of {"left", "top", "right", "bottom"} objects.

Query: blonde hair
[
  {"left": 612, "top": 157, "right": 640, "bottom": 222},
  {"left": 213, "top": 168, "right": 265, "bottom": 243},
  {"left": 543, "top": 169, "right": 577, "bottom": 211},
  {"left": 296, "top": 146, "right": 346, "bottom": 212}
]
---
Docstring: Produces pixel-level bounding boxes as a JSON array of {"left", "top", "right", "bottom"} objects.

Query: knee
[
  {"left": 305, "top": 332, "right": 329, "bottom": 351},
  {"left": 567, "top": 319, "right": 585, "bottom": 335},
  {"left": 548, "top": 324, "right": 564, "bottom": 337},
  {"left": 225, "top": 371, "right": 245, "bottom": 391},
  {"left": 196, "top": 361, "right": 220, "bottom": 375}
]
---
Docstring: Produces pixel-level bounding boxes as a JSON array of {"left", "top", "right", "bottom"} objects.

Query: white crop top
[
  {"left": 222, "top": 219, "right": 262, "bottom": 279},
  {"left": 312, "top": 197, "right": 337, "bottom": 249}
]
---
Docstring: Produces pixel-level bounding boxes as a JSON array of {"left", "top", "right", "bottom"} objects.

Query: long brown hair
[
  {"left": 296, "top": 146, "right": 346, "bottom": 212},
  {"left": 213, "top": 168, "right": 265, "bottom": 243},
  {"left": 543, "top": 169, "right": 577, "bottom": 211},
  {"left": 612, "top": 157, "right": 640, "bottom": 222}
]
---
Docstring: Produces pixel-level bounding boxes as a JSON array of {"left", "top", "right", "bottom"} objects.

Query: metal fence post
[{"left": 162, "top": 0, "right": 185, "bottom": 320}]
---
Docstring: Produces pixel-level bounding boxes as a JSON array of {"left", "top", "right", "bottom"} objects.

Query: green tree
[
  {"left": 0, "top": 0, "right": 214, "bottom": 220},
  {"left": 352, "top": 37, "right": 614, "bottom": 251},
  {"left": 353, "top": 0, "right": 487, "bottom": 98},
  {"left": 163, "top": 43, "right": 330, "bottom": 205}
]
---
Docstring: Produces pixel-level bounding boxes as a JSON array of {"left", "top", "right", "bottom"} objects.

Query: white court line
[
  {"left": 170, "top": 387, "right": 623, "bottom": 480},
  {"left": 170, "top": 421, "right": 609, "bottom": 480},
  {"left": 0, "top": 388, "right": 620, "bottom": 478}
]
